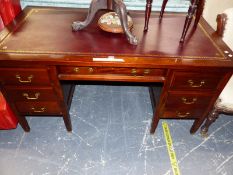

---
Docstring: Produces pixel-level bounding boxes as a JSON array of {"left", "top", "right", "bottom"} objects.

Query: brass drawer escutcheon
[
  {"left": 31, "top": 107, "right": 46, "bottom": 113},
  {"left": 131, "top": 69, "right": 137, "bottom": 75},
  {"left": 143, "top": 69, "right": 151, "bottom": 74},
  {"left": 176, "top": 112, "right": 191, "bottom": 118},
  {"left": 181, "top": 97, "right": 197, "bottom": 104},
  {"left": 73, "top": 67, "right": 80, "bottom": 73},
  {"left": 187, "top": 80, "right": 205, "bottom": 88},
  {"left": 88, "top": 67, "right": 94, "bottom": 73},
  {"left": 16, "top": 75, "right": 33, "bottom": 83},
  {"left": 23, "top": 92, "right": 40, "bottom": 100}
]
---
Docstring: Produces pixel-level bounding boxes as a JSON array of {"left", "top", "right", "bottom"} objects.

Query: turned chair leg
[
  {"left": 144, "top": 0, "right": 205, "bottom": 41},
  {"left": 193, "top": 0, "right": 205, "bottom": 28},
  {"left": 180, "top": 0, "right": 198, "bottom": 42},
  {"left": 180, "top": 0, "right": 205, "bottom": 42},
  {"left": 201, "top": 108, "right": 219, "bottom": 137},
  {"left": 144, "top": 0, "right": 153, "bottom": 31},
  {"left": 160, "top": 0, "right": 168, "bottom": 19}
]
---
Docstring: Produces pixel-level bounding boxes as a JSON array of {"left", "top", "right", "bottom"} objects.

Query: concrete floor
[{"left": 1, "top": 85, "right": 233, "bottom": 175}]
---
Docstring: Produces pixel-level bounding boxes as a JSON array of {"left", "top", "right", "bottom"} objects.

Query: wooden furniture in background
[
  {"left": 144, "top": 0, "right": 206, "bottom": 42},
  {"left": 72, "top": 0, "right": 138, "bottom": 45},
  {"left": 0, "top": 0, "right": 21, "bottom": 26},
  {"left": 201, "top": 9, "right": 233, "bottom": 136},
  {"left": 0, "top": 0, "right": 21, "bottom": 130},
  {"left": 0, "top": 17, "right": 4, "bottom": 30},
  {"left": 0, "top": 7, "right": 233, "bottom": 134}
]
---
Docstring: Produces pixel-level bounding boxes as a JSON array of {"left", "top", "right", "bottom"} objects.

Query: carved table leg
[
  {"left": 72, "top": 0, "right": 107, "bottom": 31},
  {"left": 113, "top": 0, "right": 138, "bottom": 45},
  {"left": 180, "top": 0, "right": 198, "bottom": 42},
  {"left": 201, "top": 108, "right": 219, "bottom": 137},
  {"left": 144, "top": 0, "right": 153, "bottom": 31},
  {"left": 160, "top": 0, "right": 168, "bottom": 19},
  {"left": 72, "top": 0, "right": 138, "bottom": 45}
]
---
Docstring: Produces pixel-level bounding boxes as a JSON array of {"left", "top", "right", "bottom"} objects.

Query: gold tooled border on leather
[
  {"left": 0, "top": 8, "right": 225, "bottom": 60},
  {"left": 0, "top": 9, "right": 34, "bottom": 47}
]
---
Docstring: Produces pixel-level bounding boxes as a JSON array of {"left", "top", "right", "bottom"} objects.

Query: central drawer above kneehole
[{"left": 57, "top": 66, "right": 167, "bottom": 82}]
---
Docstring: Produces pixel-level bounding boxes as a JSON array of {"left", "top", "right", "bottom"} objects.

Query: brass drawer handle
[
  {"left": 176, "top": 112, "right": 190, "bottom": 118},
  {"left": 181, "top": 97, "right": 197, "bottom": 104},
  {"left": 131, "top": 69, "right": 137, "bottom": 75},
  {"left": 16, "top": 75, "right": 33, "bottom": 83},
  {"left": 73, "top": 67, "right": 80, "bottom": 73},
  {"left": 88, "top": 67, "right": 94, "bottom": 73},
  {"left": 144, "top": 69, "right": 151, "bottom": 75},
  {"left": 31, "top": 107, "right": 46, "bottom": 113},
  {"left": 23, "top": 92, "right": 40, "bottom": 100},
  {"left": 187, "top": 80, "right": 205, "bottom": 88}
]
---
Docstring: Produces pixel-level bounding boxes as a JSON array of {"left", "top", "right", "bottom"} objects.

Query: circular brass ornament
[{"left": 98, "top": 12, "right": 133, "bottom": 33}]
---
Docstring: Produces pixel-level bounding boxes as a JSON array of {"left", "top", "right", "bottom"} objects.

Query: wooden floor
[{"left": 1, "top": 85, "right": 233, "bottom": 175}]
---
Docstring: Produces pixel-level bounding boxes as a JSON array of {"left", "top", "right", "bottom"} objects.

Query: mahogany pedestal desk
[{"left": 0, "top": 7, "right": 233, "bottom": 134}]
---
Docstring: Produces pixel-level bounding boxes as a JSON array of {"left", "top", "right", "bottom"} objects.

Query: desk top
[{"left": 0, "top": 7, "right": 233, "bottom": 68}]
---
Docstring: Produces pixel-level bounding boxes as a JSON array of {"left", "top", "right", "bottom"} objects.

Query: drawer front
[
  {"left": 165, "top": 92, "right": 212, "bottom": 109},
  {"left": 0, "top": 68, "right": 51, "bottom": 86},
  {"left": 58, "top": 66, "right": 167, "bottom": 77},
  {"left": 170, "top": 71, "right": 224, "bottom": 91},
  {"left": 161, "top": 91, "right": 212, "bottom": 119},
  {"left": 162, "top": 107, "right": 206, "bottom": 119},
  {"left": 5, "top": 87, "right": 57, "bottom": 102},
  {"left": 15, "top": 101, "right": 62, "bottom": 115}
]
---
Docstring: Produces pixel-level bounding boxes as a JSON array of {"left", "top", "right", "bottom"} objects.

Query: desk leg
[
  {"left": 150, "top": 114, "right": 159, "bottom": 134},
  {"left": 0, "top": 89, "right": 30, "bottom": 132},
  {"left": 149, "top": 86, "right": 160, "bottom": 134},
  {"left": 18, "top": 116, "right": 30, "bottom": 132},
  {"left": 63, "top": 112, "right": 72, "bottom": 132},
  {"left": 144, "top": 0, "right": 153, "bottom": 31}
]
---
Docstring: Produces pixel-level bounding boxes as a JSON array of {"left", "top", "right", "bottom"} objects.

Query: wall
[{"left": 203, "top": 0, "right": 233, "bottom": 29}]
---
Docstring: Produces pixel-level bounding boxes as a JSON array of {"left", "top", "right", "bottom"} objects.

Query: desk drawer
[
  {"left": 15, "top": 101, "right": 62, "bottom": 115},
  {"left": 5, "top": 87, "right": 57, "bottom": 102},
  {"left": 161, "top": 91, "right": 212, "bottom": 119},
  {"left": 58, "top": 66, "right": 166, "bottom": 81},
  {"left": 160, "top": 108, "right": 205, "bottom": 119},
  {"left": 162, "top": 107, "right": 206, "bottom": 119},
  {"left": 165, "top": 92, "right": 212, "bottom": 108},
  {"left": 0, "top": 68, "right": 51, "bottom": 86},
  {"left": 170, "top": 71, "right": 224, "bottom": 91}
]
